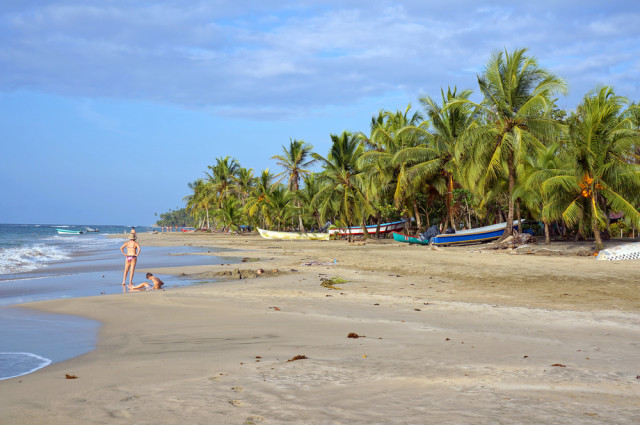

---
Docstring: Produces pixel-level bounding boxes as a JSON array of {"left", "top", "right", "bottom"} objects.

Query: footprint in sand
[
  {"left": 231, "top": 386, "right": 244, "bottom": 392},
  {"left": 229, "top": 400, "right": 243, "bottom": 407}
]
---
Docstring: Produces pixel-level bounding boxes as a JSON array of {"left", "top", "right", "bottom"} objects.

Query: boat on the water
[
  {"left": 84, "top": 227, "right": 99, "bottom": 232},
  {"left": 596, "top": 242, "right": 640, "bottom": 261},
  {"left": 257, "top": 228, "right": 330, "bottom": 241},
  {"left": 329, "top": 220, "right": 405, "bottom": 236},
  {"left": 56, "top": 228, "right": 84, "bottom": 235},
  {"left": 393, "top": 221, "right": 520, "bottom": 246}
]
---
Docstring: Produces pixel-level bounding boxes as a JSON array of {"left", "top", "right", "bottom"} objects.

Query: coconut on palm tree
[{"left": 542, "top": 87, "right": 640, "bottom": 249}]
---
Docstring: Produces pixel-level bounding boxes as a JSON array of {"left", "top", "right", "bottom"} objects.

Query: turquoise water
[{"left": 0, "top": 223, "right": 226, "bottom": 380}]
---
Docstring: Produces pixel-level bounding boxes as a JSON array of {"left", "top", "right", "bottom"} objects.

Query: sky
[{"left": 1, "top": 1, "right": 639, "bottom": 225}]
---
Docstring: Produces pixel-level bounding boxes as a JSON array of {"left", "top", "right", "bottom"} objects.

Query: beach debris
[
  {"left": 362, "top": 355, "right": 367, "bottom": 358},
  {"left": 414, "top": 308, "right": 421, "bottom": 311},
  {"left": 320, "top": 276, "right": 347, "bottom": 290},
  {"left": 445, "top": 338, "right": 451, "bottom": 341},
  {"left": 244, "top": 416, "right": 265, "bottom": 425},
  {"left": 231, "top": 387, "right": 244, "bottom": 392},
  {"left": 65, "top": 374, "right": 78, "bottom": 379},
  {"left": 523, "top": 355, "right": 529, "bottom": 358},
  {"left": 287, "top": 355, "right": 308, "bottom": 362},
  {"left": 348, "top": 332, "right": 365, "bottom": 338},
  {"left": 551, "top": 363, "right": 567, "bottom": 367},
  {"left": 229, "top": 400, "right": 243, "bottom": 407},
  {"left": 269, "top": 306, "right": 281, "bottom": 311},
  {"left": 373, "top": 303, "right": 380, "bottom": 305}
]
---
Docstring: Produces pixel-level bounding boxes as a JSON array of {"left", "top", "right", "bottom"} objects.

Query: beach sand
[{"left": 1, "top": 233, "right": 639, "bottom": 424}]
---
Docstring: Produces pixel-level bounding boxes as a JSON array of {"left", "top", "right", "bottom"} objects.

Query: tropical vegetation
[{"left": 163, "top": 48, "right": 640, "bottom": 246}]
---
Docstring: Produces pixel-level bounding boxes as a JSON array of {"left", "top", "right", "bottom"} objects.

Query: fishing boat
[
  {"left": 257, "top": 228, "right": 330, "bottom": 241},
  {"left": 56, "top": 228, "right": 84, "bottom": 235},
  {"left": 329, "top": 220, "right": 405, "bottom": 236},
  {"left": 84, "top": 227, "right": 99, "bottom": 232},
  {"left": 596, "top": 242, "right": 640, "bottom": 261},
  {"left": 392, "top": 221, "right": 520, "bottom": 246},
  {"left": 392, "top": 232, "right": 430, "bottom": 245},
  {"left": 431, "top": 221, "right": 520, "bottom": 246}
]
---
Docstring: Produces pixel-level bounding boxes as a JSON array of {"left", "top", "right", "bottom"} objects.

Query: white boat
[
  {"left": 329, "top": 220, "right": 405, "bottom": 236},
  {"left": 257, "top": 228, "right": 330, "bottom": 240},
  {"left": 596, "top": 242, "right": 640, "bottom": 261},
  {"left": 85, "top": 227, "right": 99, "bottom": 232},
  {"left": 56, "top": 228, "right": 84, "bottom": 234}
]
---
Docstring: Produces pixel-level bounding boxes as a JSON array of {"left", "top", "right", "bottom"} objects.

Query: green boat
[{"left": 392, "top": 232, "right": 430, "bottom": 245}]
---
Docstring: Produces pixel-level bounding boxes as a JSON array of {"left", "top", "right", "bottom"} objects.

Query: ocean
[{"left": 0, "top": 223, "right": 228, "bottom": 380}]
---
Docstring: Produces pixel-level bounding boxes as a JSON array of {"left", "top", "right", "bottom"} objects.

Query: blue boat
[{"left": 430, "top": 221, "right": 520, "bottom": 246}]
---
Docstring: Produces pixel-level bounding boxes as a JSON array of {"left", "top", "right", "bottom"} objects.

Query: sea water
[{"left": 0, "top": 223, "right": 228, "bottom": 380}]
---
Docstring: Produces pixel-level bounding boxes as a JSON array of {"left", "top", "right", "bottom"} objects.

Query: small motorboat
[
  {"left": 85, "top": 227, "right": 100, "bottom": 232},
  {"left": 56, "top": 228, "right": 84, "bottom": 235}
]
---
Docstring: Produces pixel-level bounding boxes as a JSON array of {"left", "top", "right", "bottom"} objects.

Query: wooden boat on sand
[
  {"left": 329, "top": 220, "right": 405, "bottom": 236},
  {"left": 257, "top": 228, "right": 330, "bottom": 241},
  {"left": 393, "top": 221, "right": 520, "bottom": 246}
]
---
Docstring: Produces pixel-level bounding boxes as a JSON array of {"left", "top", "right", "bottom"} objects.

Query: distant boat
[
  {"left": 85, "top": 227, "right": 99, "bottom": 232},
  {"left": 329, "top": 220, "right": 405, "bottom": 236},
  {"left": 257, "top": 228, "right": 330, "bottom": 241},
  {"left": 56, "top": 228, "right": 84, "bottom": 235}
]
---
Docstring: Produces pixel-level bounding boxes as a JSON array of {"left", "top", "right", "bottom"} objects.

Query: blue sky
[{"left": 1, "top": 1, "right": 639, "bottom": 225}]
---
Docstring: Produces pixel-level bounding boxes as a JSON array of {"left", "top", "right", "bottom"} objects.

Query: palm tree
[
  {"left": 235, "top": 167, "right": 255, "bottom": 206},
  {"left": 452, "top": 48, "right": 568, "bottom": 238},
  {"left": 245, "top": 169, "right": 275, "bottom": 229},
  {"left": 358, "top": 106, "right": 424, "bottom": 234},
  {"left": 214, "top": 197, "right": 245, "bottom": 233},
  {"left": 313, "top": 131, "right": 368, "bottom": 241},
  {"left": 394, "top": 87, "right": 475, "bottom": 231},
  {"left": 265, "top": 185, "right": 295, "bottom": 230},
  {"left": 206, "top": 156, "right": 240, "bottom": 208},
  {"left": 272, "top": 139, "right": 316, "bottom": 231},
  {"left": 542, "top": 87, "right": 640, "bottom": 249},
  {"left": 183, "top": 178, "right": 213, "bottom": 230}
]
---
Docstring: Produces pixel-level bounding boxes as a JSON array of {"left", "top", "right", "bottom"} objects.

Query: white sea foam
[
  {"left": 0, "top": 352, "right": 52, "bottom": 380},
  {"left": 0, "top": 244, "right": 70, "bottom": 274}
]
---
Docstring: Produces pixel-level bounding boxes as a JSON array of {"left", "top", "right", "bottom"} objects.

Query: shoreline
[{"left": 1, "top": 232, "right": 639, "bottom": 424}]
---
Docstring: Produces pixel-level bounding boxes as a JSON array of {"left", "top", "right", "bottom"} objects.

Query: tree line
[{"left": 175, "top": 48, "right": 640, "bottom": 249}]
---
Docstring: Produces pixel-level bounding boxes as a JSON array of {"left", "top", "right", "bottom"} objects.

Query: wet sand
[{"left": 1, "top": 232, "right": 639, "bottom": 424}]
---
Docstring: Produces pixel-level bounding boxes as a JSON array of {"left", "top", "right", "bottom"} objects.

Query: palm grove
[{"left": 166, "top": 48, "right": 640, "bottom": 249}]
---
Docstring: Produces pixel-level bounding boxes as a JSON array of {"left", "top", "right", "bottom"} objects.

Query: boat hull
[
  {"left": 431, "top": 221, "right": 519, "bottom": 246},
  {"left": 329, "top": 220, "right": 405, "bottom": 236},
  {"left": 257, "top": 228, "right": 330, "bottom": 241},
  {"left": 392, "top": 232, "right": 430, "bottom": 245},
  {"left": 596, "top": 242, "right": 640, "bottom": 261}
]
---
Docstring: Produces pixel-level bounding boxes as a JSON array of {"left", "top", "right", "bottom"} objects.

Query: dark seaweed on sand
[{"left": 287, "top": 355, "right": 308, "bottom": 362}]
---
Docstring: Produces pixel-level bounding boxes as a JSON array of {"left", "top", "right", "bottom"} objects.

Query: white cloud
[{"left": 1, "top": 0, "right": 639, "bottom": 118}]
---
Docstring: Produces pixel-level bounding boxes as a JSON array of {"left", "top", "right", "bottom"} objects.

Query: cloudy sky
[{"left": 1, "top": 0, "right": 639, "bottom": 225}]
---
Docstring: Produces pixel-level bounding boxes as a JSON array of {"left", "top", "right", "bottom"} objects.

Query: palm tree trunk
[
  {"left": 500, "top": 154, "right": 516, "bottom": 240},
  {"left": 413, "top": 199, "right": 422, "bottom": 231},
  {"left": 361, "top": 215, "right": 370, "bottom": 240},
  {"left": 446, "top": 173, "right": 455, "bottom": 230},
  {"left": 543, "top": 218, "right": 551, "bottom": 245},
  {"left": 591, "top": 196, "right": 604, "bottom": 250},
  {"left": 516, "top": 199, "right": 522, "bottom": 233},
  {"left": 375, "top": 212, "right": 382, "bottom": 238}
]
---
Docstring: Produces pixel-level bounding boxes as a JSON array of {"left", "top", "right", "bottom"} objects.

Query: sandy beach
[{"left": 1, "top": 232, "right": 639, "bottom": 424}]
